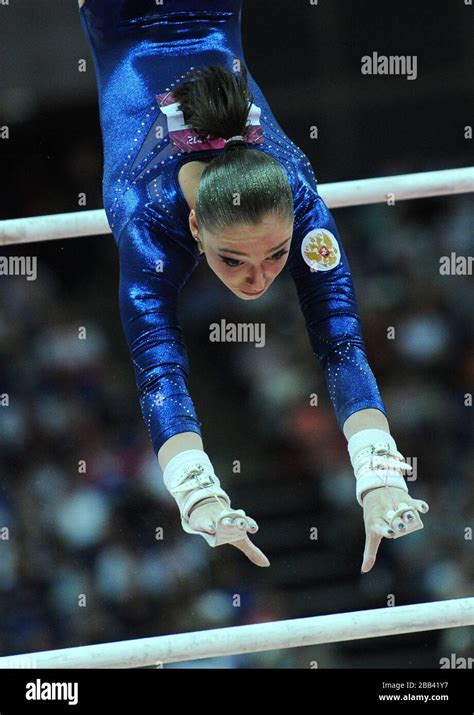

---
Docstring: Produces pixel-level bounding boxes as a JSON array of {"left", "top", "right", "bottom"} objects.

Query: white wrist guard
[
  {"left": 163, "top": 449, "right": 231, "bottom": 528},
  {"left": 347, "top": 429, "right": 412, "bottom": 507}
]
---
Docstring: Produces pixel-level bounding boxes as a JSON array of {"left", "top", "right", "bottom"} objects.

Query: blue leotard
[{"left": 79, "top": 0, "right": 386, "bottom": 455}]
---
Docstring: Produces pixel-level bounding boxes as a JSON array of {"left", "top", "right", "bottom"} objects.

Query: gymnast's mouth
[{"left": 240, "top": 288, "right": 265, "bottom": 296}]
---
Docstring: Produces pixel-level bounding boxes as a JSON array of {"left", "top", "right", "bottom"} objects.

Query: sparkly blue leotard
[{"left": 79, "top": 0, "right": 386, "bottom": 455}]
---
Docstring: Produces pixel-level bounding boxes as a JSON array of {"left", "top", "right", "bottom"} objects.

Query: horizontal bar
[
  {"left": 0, "top": 209, "right": 109, "bottom": 247},
  {"left": 0, "top": 167, "right": 472, "bottom": 246},
  {"left": 319, "top": 166, "right": 474, "bottom": 208},
  {"left": 0, "top": 597, "right": 472, "bottom": 668}
]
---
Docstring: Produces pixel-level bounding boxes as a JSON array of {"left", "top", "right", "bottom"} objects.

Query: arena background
[{"left": 0, "top": 0, "right": 472, "bottom": 668}]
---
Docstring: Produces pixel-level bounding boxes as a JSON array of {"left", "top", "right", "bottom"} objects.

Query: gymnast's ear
[
  {"left": 189, "top": 209, "right": 198, "bottom": 230},
  {"left": 188, "top": 211, "right": 204, "bottom": 254}
]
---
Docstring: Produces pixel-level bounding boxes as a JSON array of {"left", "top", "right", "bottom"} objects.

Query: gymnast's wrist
[
  {"left": 162, "top": 449, "right": 231, "bottom": 523},
  {"left": 188, "top": 496, "right": 218, "bottom": 517},
  {"left": 347, "top": 429, "right": 411, "bottom": 507},
  {"left": 158, "top": 432, "right": 204, "bottom": 471}
]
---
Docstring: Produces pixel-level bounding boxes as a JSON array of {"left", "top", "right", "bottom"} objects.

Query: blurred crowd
[{"left": 0, "top": 107, "right": 472, "bottom": 668}]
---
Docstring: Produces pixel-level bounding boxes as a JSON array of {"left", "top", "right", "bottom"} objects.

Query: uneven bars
[
  {"left": 0, "top": 167, "right": 472, "bottom": 247},
  {"left": 0, "top": 597, "right": 472, "bottom": 669}
]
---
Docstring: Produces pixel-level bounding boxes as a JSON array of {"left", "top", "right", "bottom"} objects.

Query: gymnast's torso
[{"left": 79, "top": 0, "right": 318, "bottom": 252}]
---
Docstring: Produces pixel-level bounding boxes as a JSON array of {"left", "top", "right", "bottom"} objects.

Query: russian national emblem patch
[{"left": 301, "top": 229, "right": 341, "bottom": 272}]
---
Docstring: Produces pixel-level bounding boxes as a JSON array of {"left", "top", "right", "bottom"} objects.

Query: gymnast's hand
[
  {"left": 360, "top": 486, "right": 429, "bottom": 573},
  {"left": 162, "top": 449, "right": 270, "bottom": 567},
  {"left": 188, "top": 497, "right": 270, "bottom": 567}
]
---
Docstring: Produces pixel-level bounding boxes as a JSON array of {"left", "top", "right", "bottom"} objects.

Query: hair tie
[{"left": 224, "top": 135, "right": 247, "bottom": 149}]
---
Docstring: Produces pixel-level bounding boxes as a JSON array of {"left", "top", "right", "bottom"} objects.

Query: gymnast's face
[{"left": 189, "top": 210, "right": 294, "bottom": 300}]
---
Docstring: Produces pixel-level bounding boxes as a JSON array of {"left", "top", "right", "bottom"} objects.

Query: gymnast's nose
[{"left": 243, "top": 265, "right": 266, "bottom": 292}]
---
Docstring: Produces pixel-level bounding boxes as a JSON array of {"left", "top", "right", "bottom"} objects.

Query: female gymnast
[{"left": 79, "top": 0, "right": 429, "bottom": 571}]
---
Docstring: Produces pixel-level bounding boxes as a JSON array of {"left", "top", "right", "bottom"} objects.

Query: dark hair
[{"left": 172, "top": 64, "right": 293, "bottom": 233}]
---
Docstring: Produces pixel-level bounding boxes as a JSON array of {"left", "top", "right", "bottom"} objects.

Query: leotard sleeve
[
  {"left": 285, "top": 176, "right": 387, "bottom": 430},
  {"left": 117, "top": 217, "right": 202, "bottom": 455}
]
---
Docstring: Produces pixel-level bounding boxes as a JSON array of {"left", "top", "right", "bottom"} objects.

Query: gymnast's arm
[
  {"left": 117, "top": 218, "right": 269, "bottom": 562},
  {"left": 117, "top": 217, "right": 204, "bottom": 470},
  {"left": 286, "top": 183, "right": 430, "bottom": 571},
  {"left": 285, "top": 182, "right": 389, "bottom": 434}
]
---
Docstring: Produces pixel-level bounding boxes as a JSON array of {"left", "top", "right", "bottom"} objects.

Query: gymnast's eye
[
  {"left": 220, "top": 249, "right": 288, "bottom": 268},
  {"left": 268, "top": 249, "right": 288, "bottom": 261},
  {"left": 219, "top": 256, "right": 243, "bottom": 268}
]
